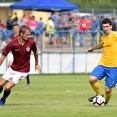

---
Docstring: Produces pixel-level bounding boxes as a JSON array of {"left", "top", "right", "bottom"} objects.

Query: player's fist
[
  {"left": 88, "top": 48, "right": 93, "bottom": 52},
  {"left": 35, "top": 65, "right": 41, "bottom": 73}
]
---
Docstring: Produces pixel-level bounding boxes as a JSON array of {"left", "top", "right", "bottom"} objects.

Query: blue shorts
[{"left": 90, "top": 65, "right": 117, "bottom": 88}]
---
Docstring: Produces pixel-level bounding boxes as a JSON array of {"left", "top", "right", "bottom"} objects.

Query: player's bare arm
[
  {"left": 34, "top": 50, "right": 41, "bottom": 73},
  {"left": 8, "top": 37, "right": 11, "bottom": 43},
  {"left": 88, "top": 43, "right": 102, "bottom": 52},
  {"left": 0, "top": 54, "right": 6, "bottom": 65}
]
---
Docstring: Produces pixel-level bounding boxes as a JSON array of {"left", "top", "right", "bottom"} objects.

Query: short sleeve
[{"left": 2, "top": 42, "right": 13, "bottom": 56}]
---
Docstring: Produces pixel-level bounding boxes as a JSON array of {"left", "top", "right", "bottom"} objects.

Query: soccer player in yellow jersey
[{"left": 88, "top": 18, "right": 117, "bottom": 105}]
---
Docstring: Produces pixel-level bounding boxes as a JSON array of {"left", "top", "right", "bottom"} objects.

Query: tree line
[
  {"left": 67, "top": 0, "right": 117, "bottom": 8},
  {"left": 1, "top": 0, "right": 117, "bottom": 9}
]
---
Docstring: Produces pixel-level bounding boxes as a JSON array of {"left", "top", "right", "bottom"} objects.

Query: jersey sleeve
[
  {"left": 115, "top": 32, "right": 117, "bottom": 41},
  {"left": 2, "top": 42, "right": 13, "bottom": 56}
]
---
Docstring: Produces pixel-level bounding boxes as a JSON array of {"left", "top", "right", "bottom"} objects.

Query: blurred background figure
[
  {"left": 8, "top": 23, "right": 19, "bottom": 42},
  {"left": 23, "top": 14, "right": 29, "bottom": 26},
  {"left": 90, "top": 16, "right": 100, "bottom": 46},
  {"left": 17, "top": 17, "right": 25, "bottom": 27},
  {"left": 51, "top": 11, "right": 59, "bottom": 27},
  {"left": 46, "top": 17, "right": 55, "bottom": 48},
  {"left": 55, "top": 15, "right": 67, "bottom": 48},
  {"left": 38, "top": 17, "right": 44, "bottom": 35},
  {"left": 68, "top": 16, "right": 78, "bottom": 47},
  {"left": 0, "top": 20, "right": 7, "bottom": 45},
  {"left": 36, "top": 17, "right": 44, "bottom": 49},
  {"left": 99, "top": 16, "right": 105, "bottom": 36},
  {"left": 29, "top": 15, "right": 41, "bottom": 37},
  {"left": 12, "top": 12, "right": 18, "bottom": 23},
  {"left": 78, "top": 16, "right": 87, "bottom": 47},
  {"left": 111, "top": 17, "right": 117, "bottom": 31},
  {"left": 6, "top": 15, "right": 14, "bottom": 39}
]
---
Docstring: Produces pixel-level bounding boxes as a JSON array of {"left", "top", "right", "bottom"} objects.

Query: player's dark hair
[
  {"left": 102, "top": 18, "right": 112, "bottom": 26},
  {"left": 13, "top": 23, "right": 19, "bottom": 27},
  {"left": 19, "top": 25, "right": 30, "bottom": 35}
]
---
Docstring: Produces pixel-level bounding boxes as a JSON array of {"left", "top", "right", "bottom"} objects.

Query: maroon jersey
[
  {"left": 10, "top": 34, "right": 19, "bottom": 40},
  {"left": 2, "top": 38, "right": 37, "bottom": 72}
]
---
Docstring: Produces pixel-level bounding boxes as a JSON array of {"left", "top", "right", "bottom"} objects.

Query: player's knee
[
  {"left": 89, "top": 76, "right": 98, "bottom": 84},
  {"left": 5, "top": 86, "right": 11, "bottom": 91},
  {"left": 0, "top": 83, "right": 5, "bottom": 88}
]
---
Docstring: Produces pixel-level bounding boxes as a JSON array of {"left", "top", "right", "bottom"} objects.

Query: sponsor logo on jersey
[
  {"left": 26, "top": 47, "right": 30, "bottom": 52},
  {"left": 15, "top": 49, "right": 20, "bottom": 51},
  {"left": 109, "top": 35, "right": 112, "bottom": 38}
]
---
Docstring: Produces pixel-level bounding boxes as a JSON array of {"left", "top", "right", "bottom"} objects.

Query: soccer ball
[{"left": 93, "top": 96, "right": 105, "bottom": 107}]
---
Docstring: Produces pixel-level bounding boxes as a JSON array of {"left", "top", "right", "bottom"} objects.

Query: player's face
[
  {"left": 13, "top": 26, "right": 19, "bottom": 34},
  {"left": 102, "top": 23, "right": 112, "bottom": 35},
  {"left": 21, "top": 29, "right": 30, "bottom": 41}
]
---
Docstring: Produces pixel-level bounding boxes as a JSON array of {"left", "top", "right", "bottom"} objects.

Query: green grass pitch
[{"left": 0, "top": 74, "right": 117, "bottom": 117}]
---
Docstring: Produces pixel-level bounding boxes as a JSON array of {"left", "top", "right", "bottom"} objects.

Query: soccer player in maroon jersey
[
  {"left": 8, "top": 23, "right": 31, "bottom": 88},
  {"left": 8, "top": 23, "right": 19, "bottom": 42},
  {"left": 0, "top": 25, "right": 41, "bottom": 106}
]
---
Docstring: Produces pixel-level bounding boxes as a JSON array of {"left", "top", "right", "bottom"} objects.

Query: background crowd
[{"left": 0, "top": 11, "right": 117, "bottom": 51}]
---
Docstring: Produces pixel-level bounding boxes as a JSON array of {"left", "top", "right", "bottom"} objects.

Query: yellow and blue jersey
[{"left": 98, "top": 31, "right": 117, "bottom": 67}]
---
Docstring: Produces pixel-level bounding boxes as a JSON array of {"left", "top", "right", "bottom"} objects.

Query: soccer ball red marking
[{"left": 93, "top": 96, "right": 105, "bottom": 107}]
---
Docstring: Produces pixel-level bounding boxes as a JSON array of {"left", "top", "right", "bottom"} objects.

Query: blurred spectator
[
  {"left": 6, "top": 15, "right": 14, "bottom": 38},
  {"left": 99, "top": 16, "right": 104, "bottom": 36},
  {"left": 90, "top": 16, "right": 100, "bottom": 46},
  {"left": 55, "top": 15, "right": 67, "bottom": 48},
  {"left": 68, "top": 16, "right": 78, "bottom": 47},
  {"left": 0, "top": 20, "right": 6, "bottom": 29},
  {"left": 67, "top": 13, "right": 72, "bottom": 20},
  {"left": 111, "top": 18, "right": 117, "bottom": 31},
  {"left": 23, "top": 14, "right": 29, "bottom": 26},
  {"left": 83, "top": 17, "right": 92, "bottom": 29},
  {"left": 36, "top": 17, "right": 44, "bottom": 48},
  {"left": 8, "top": 23, "right": 19, "bottom": 42},
  {"left": 79, "top": 17, "right": 87, "bottom": 47},
  {"left": 46, "top": 17, "right": 55, "bottom": 47},
  {"left": 6, "top": 15, "right": 13, "bottom": 30},
  {"left": 17, "top": 17, "right": 25, "bottom": 27},
  {"left": 12, "top": 12, "right": 18, "bottom": 23},
  {"left": 38, "top": 17, "right": 44, "bottom": 35},
  {"left": 29, "top": 15, "right": 41, "bottom": 36},
  {"left": 51, "top": 12, "right": 59, "bottom": 26},
  {"left": 0, "top": 20, "right": 7, "bottom": 46},
  {"left": 27, "top": 12, "right": 32, "bottom": 20}
]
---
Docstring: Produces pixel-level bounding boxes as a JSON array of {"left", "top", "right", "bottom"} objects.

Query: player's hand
[
  {"left": 88, "top": 48, "right": 93, "bottom": 52},
  {"left": 35, "top": 65, "right": 41, "bottom": 73}
]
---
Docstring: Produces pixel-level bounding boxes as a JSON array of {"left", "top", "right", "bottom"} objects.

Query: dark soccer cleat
[
  {"left": 88, "top": 95, "right": 104, "bottom": 102},
  {"left": 0, "top": 100, "right": 5, "bottom": 106},
  {"left": 88, "top": 95, "right": 96, "bottom": 102}
]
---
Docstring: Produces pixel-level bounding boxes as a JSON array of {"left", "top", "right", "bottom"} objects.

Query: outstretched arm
[
  {"left": 88, "top": 41, "right": 104, "bottom": 52},
  {"left": 0, "top": 54, "right": 6, "bottom": 66},
  {"left": 34, "top": 50, "right": 41, "bottom": 73}
]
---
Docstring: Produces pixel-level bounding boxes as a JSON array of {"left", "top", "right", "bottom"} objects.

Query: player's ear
[
  {"left": 20, "top": 33, "right": 23, "bottom": 36},
  {"left": 110, "top": 25, "right": 112, "bottom": 29}
]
